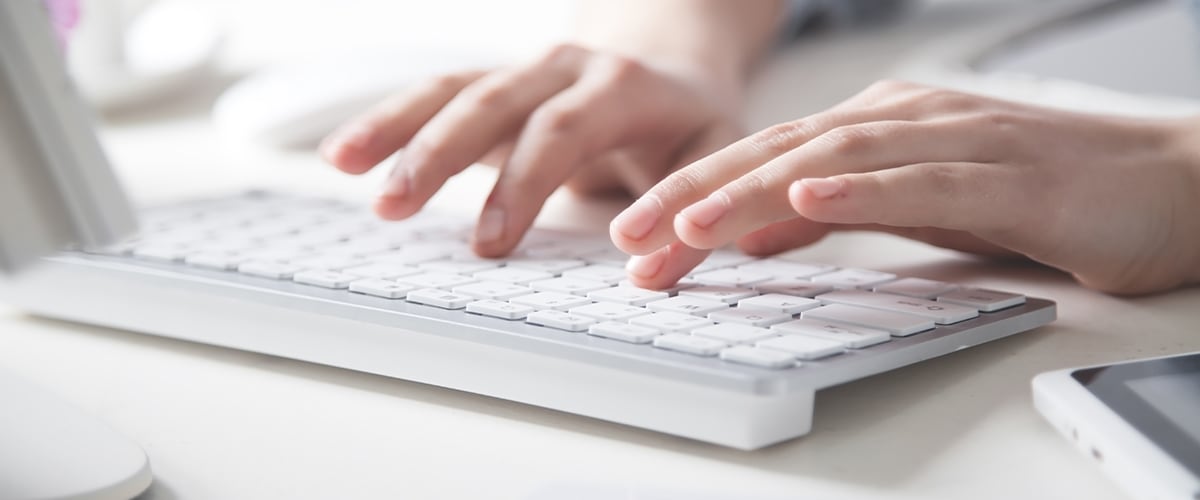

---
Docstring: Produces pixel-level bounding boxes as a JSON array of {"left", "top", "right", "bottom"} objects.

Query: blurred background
[{"left": 60, "top": 0, "right": 1200, "bottom": 210}]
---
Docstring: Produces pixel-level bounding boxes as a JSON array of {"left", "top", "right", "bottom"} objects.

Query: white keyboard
[{"left": 4, "top": 191, "right": 1056, "bottom": 449}]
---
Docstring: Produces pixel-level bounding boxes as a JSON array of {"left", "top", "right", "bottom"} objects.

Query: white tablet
[{"left": 1033, "top": 352, "right": 1200, "bottom": 500}]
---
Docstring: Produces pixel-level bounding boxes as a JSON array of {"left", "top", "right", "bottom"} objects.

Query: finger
[
  {"left": 623, "top": 241, "right": 712, "bottom": 290},
  {"left": 608, "top": 105, "right": 926, "bottom": 256},
  {"left": 671, "top": 117, "right": 1006, "bottom": 250},
  {"left": 607, "top": 117, "right": 842, "bottom": 256},
  {"left": 470, "top": 61, "right": 647, "bottom": 255},
  {"left": 320, "top": 70, "right": 485, "bottom": 174},
  {"left": 788, "top": 162, "right": 1022, "bottom": 234},
  {"left": 376, "top": 45, "right": 588, "bottom": 220},
  {"left": 734, "top": 217, "right": 1017, "bottom": 258},
  {"left": 735, "top": 217, "right": 831, "bottom": 256}
]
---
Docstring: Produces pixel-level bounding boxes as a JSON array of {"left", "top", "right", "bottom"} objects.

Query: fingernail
[
  {"left": 475, "top": 206, "right": 506, "bottom": 243},
  {"left": 381, "top": 165, "right": 410, "bottom": 198},
  {"left": 678, "top": 191, "right": 731, "bottom": 229},
  {"left": 798, "top": 177, "right": 844, "bottom": 199},
  {"left": 626, "top": 246, "right": 669, "bottom": 279},
  {"left": 612, "top": 195, "right": 662, "bottom": 241}
]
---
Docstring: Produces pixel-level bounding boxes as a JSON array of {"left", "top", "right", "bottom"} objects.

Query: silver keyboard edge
[{"left": 23, "top": 253, "right": 1057, "bottom": 396}]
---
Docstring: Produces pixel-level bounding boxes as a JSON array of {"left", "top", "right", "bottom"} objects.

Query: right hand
[{"left": 320, "top": 43, "right": 745, "bottom": 258}]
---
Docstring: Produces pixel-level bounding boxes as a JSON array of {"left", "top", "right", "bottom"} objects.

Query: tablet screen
[{"left": 1072, "top": 353, "right": 1200, "bottom": 478}]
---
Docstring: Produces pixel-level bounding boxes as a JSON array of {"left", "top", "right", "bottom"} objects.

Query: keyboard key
[
  {"left": 756, "top": 335, "right": 845, "bottom": 360},
  {"left": 419, "top": 258, "right": 503, "bottom": 275},
  {"left": 406, "top": 288, "right": 473, "bottom": 309},
  {"left": 617, "top": 279, "right": 698, "bottom": 296},
  {"left": 677, "top": 286, "right": 758, "bottom": 304},
  {"left": 507, "top": 258, "right": 587, "bottom": 275},
  {"left": 568, "top": 302, "right": 651, "bottom": 322},
  {"left": 817, "top": 290, "right": 978, "bottom": 324},
  {"left": 653, "top": 334, "right": 726, "bottom": 356},
  {"left": 810, "top": 268, "right": 897, "bottom": 289},
  {"left": 452, "top": 281, "right": 534, "bottom": 300},
  {"left": 185, "top": 251, "right": 247, "bottom": 270},
  {"left": 562, "top": 265, "right": 627, "bottom": 285},
  {"left": 874, "top": 277, "right": 958, "bottom": 299},
  {"left": 719, "top": 346, "right": 797, "bottom": 369},
  {"left": 342, "top": 263, "right": 421, "bottom": 279},
  {"left": 526, "top": 310, "right": 595, "bottom": 332},
  {"left": 691, "top": 268, "right": 773, "bottom": 287},
  {"left": 370, "top": 246, "right": 451, "bottom": 265},
  {"left": 510, "top": 292, "right": 591, "bottom": 311},
  {"left": 802, "top": 304, "right": 934, "bottom": 337},
  {"left": 587, "top": 321, "right": 661, "bottom": 344},
  {"left": 474, "top": 267, "right": 554, "bottom": 285},
  {"left": 692, "top": 324, "right": 776, "bottom": 345},
  {"left": 771, "top": 318, "right": 891, "bottom": 348},
  {"left": 630, "top": 312, "right": 713, "bottom": 333},
  {"left": 238, "top": 260, "right": 302, "bottom": 279},
  {"left": 530, "top": 277, "right": 611, "bottom": 296},
  {"left": 398, "top": 272, "right": 478, "bottom": 290},
  {"left": 133, "top": 244, "right": 192, "bottom": 262},
  {"left": 466, "top": 299, "right": 534, "bottom": 320},
  {"left": 707, "top": 308, "right": 793, "bottom": 327},
  {"left": 736, "top": 293, "right": 821, "bottom": 315},
  {"left": 752, "top": 280, "right": 835, "bottom": 298},
  {"left": 690, "top": 250, "right": 757, "bottom": 273},
  {"left": 290, "top": 255, "right": 365, "bottom": 271},
  {"left": 349, "top": 278, "right": 416, "bottom": 299},
  {"left": 587, "top": 286, "right": 670, "bottom": 306},
  {"left": 646, "top": 296, "right": 729, "bottom": 316},
  {"left": 293, "top": 270, "right": 358, "bottom": 289},
  {"left": 736, "top": 260, "right": 834, "bottom": 280},
  {"left": 937, "top": 288, "right": 1025, "bottom": 312}
]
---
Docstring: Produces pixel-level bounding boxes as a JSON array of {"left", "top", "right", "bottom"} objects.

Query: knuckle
[
  {"left": 909, "top": 87, "right": 980, "bottom": 113},
  {"left": 732, "top": 170, "right": 772, "bottom": 199},
  {"left": 530, "top": 103, "right": 587, "bottom": 135},
  {"left": 425, "top": 73, "right": 473, "bottom": 94},
  {"left": 748, "top": 120, "right": 810, "bottom": 157},
  {"left": 866, "top": 79, "right": 916, "bottom": 96},
  {"left": 656, "top": 168, "right": 707, "bottom": 201},
  {"left": 818, "top": 124, "right": 880, "bottom": 156},
  {"left": 592, "top": 53, "right": 647, "bottom": 84},
  {"left": 538, "top": 42, "right": 589, "bottom": 66},
  {"left": 462, "top": 77, "right": 515, "bottom": 109}
]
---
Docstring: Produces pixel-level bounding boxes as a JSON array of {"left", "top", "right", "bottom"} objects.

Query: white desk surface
[{"left": 3, "top": 1, "right": 1199, "bottom": 499}]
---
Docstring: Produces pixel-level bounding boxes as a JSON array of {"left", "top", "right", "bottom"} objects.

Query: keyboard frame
[{"left": 0, "top": 249, "right": 1056, "bottom": 449}]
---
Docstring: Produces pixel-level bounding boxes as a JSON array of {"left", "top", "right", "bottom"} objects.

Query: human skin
[
  {"left": 320, "top": 0, "right": 784, "bottom": 257},
  {"left": 610, "top": 80, "right": 1200, "bottom": 295}
]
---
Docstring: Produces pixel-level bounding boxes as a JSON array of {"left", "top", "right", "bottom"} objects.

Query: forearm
[{"left": 572, "top": 0, "right": 786, "bottom": 103}]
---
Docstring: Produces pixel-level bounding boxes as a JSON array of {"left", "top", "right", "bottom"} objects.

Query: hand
[
  {"left": 320, "top": 43, "right": 744, "bottom": 257},
  {"left": 610, "top": 80, "right": 1200, "bottom": 295}
]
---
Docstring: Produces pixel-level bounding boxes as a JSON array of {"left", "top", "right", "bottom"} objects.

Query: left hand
[{"left": 609, "top": 80, "right": 1200, "bottom": 295}]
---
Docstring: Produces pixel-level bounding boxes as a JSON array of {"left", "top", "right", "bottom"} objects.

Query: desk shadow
[
  {"left": 133, "top": 478, "right": 177, "bottom": 500},
  {"left": 25, "top": 258, "right": 1078, "bottom": 489}
]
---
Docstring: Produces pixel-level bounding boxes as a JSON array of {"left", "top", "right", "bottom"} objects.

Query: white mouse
[
  {"left": 212, "top": 47, "right": 505, "bottom": 149},
  {"left": 0, "top": 368, "right": 152, "bottom": 500}
]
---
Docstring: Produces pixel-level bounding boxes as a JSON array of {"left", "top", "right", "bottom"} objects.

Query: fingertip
[
  {"left": 609, "top": 195, "right": 664, "bottom": 255},
  {"left": 321, "top": 124, "right": 379, "bottom": 175},
  {"left": 789, "top": 177, "right": 848, "bottom": 219},
  {"left": 372, "top": 195, "right": 416, "bottom": 221},
  {"left": 471, "top": 205, "right": 521, "bottom": 258}
]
